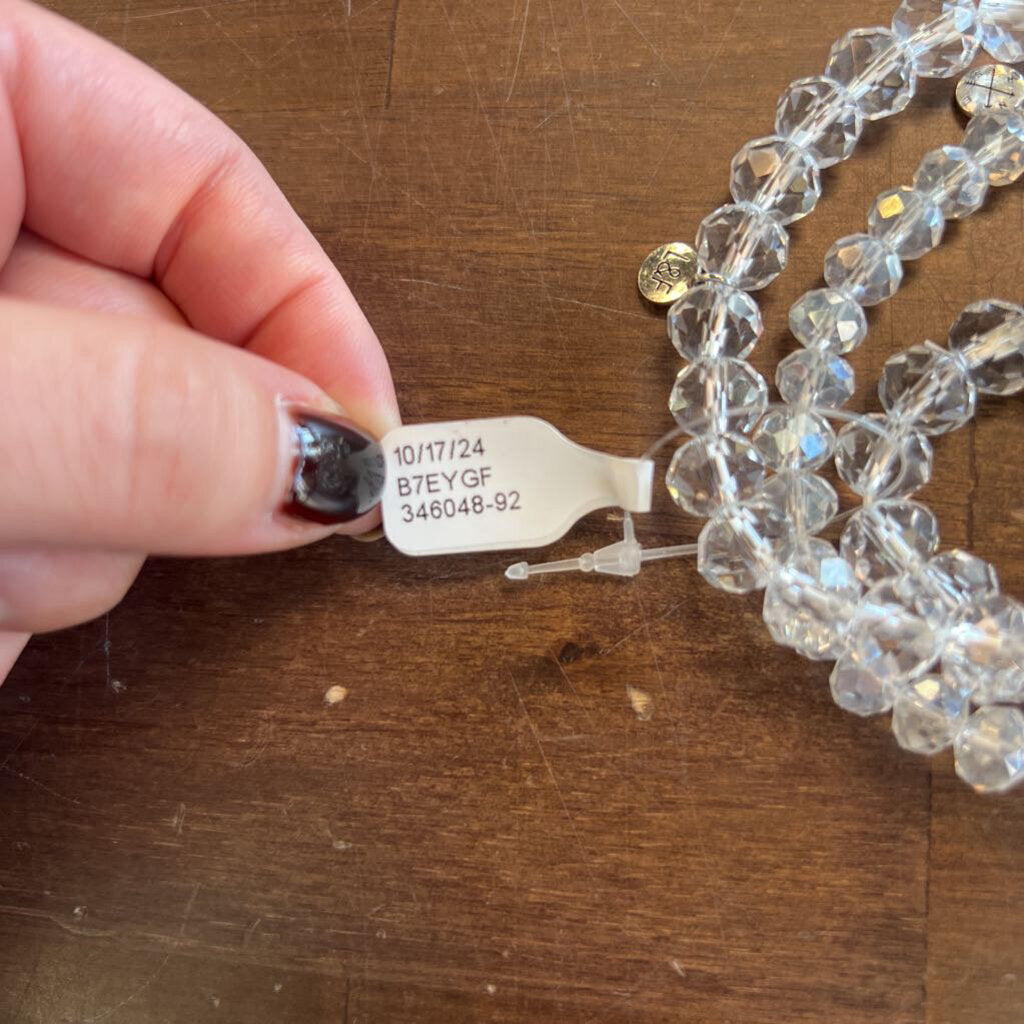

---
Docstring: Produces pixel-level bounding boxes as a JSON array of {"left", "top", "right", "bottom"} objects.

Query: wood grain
[{"left": 2, "top": 1, "right": 1024, "bottom": 1021}]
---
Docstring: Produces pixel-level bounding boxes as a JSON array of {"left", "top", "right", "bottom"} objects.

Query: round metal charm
[
  {"left": 956, "top": 64, "right": 1024, "bottom": 118},
  {"left": 637, "top": 242, "right": 701, "bottom": 306}
]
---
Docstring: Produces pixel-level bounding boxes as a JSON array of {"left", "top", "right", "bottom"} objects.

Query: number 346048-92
[{"left": 400, "top": 492, "right": 522, "bottom": 523}]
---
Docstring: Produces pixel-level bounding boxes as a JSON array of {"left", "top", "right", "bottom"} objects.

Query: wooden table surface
[{"left": 3, "top": 1, "right": 1024, "bottom": 1021}]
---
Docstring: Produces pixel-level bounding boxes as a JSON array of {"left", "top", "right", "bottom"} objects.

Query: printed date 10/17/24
[
  {"left": 392, "top": 437, "right": 486, "bottom": 467},
  {"left": 400, "top": 492, "right": 522, "bottom": 523}
]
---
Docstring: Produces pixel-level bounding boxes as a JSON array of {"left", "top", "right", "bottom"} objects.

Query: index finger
[{"left": 0, "top": 0, "right": 399, "bottom": 437}]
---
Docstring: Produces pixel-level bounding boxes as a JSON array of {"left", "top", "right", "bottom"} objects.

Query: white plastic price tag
[{"left": 380, "top": 417, "right": 654, "bottom": 556}]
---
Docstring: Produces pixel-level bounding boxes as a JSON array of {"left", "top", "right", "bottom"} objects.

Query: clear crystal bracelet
[{"left": 510, "top": 1, "right": 1024, "bottom": 792}]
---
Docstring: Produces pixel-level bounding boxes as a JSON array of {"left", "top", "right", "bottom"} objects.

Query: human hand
[{"left": 0, "top": 0, "right": 401, "bottom": 682}]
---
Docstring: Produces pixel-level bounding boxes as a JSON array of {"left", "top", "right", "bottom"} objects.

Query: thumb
[{"left": 0, "top": 297, "right": 393, "bottom": 555}]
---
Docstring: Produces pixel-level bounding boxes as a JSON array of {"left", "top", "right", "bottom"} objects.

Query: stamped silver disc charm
[
  {"left": 956, "top": 64, "right": 1024, "bottom": 118},
  {"left": 637, "top": 242, "right": 701, "bottom": 306}
]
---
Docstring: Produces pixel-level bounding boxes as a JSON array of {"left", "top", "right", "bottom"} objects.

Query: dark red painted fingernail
[{"left": 284, "top": 411, "right": 386, "bottom": 525}]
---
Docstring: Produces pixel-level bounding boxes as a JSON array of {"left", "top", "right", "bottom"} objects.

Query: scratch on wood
[
  {"left": 0, "top": 904, "right": 116, "bottom": 939},
  {"left": 546, "top": 0, "right": 581, "bottom": 181},
  {"left": 508, "top": 674, "right": 594, "bottom": 876},
  {"left": 1, "top": 765, "right": 83, "bottom": 807},
  {"left": 609, "top": 0, "right": 677, "bottom": 79},
  {"left": 384, "top": 0, "right": 400, "bottom": 109},
  {"left": 83, "top": 953, "right": 173, "bottom": 1023},
  {"left": 126, "top": 2, "right": 241, "bottom": 20},
  {"left": 552, "top": 658, "right": 596, "bottom": 729},
  {"left": 171, "top": 802, "right": 187, "bottom": 836},
  {"left": 506, "top": 0, "right": 530, "bottom": 103},
  {"left": 180, "top": 883, "right": 201, "bottom": 937},
  {"left": 200, "top": 7, "right": 260, "bottom": 68},
  {"left": 554, "top": 297, "right": 649, "bottom": 321},
  {"left": 600, "top": 601, "right": 684, "bottom": 655},
  {"left": 243, "top": 916, "right": 263, "bottom": 947}
]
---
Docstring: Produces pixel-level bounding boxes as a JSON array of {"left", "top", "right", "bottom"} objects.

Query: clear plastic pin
[{"left": 505, "top": 513, "right": 697, "bottom": 581}]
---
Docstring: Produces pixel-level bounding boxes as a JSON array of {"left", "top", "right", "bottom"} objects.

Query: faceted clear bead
[
  {"left": 665, "top": 435, "right": 766, "bottom": 517},
  {"left": 892, "top": 675, "right": 970, "bottom": 755},
  {"left": 846, "top": 578, "right": 940, "bottom": 685},
  {"left": 962, "top": 111, "right": 1024, "bottom": 187},
  {"left": 834, "top": 415, "right": 934, "bottom": 498},
  {"left": 763, "top": 538, "right": 861, "bottom": 659},
  {"left": 910, "top": 549, "right": 1000, "bottom": 630},
  {"left": 776, "top": 349, "right": 855, "bottom": 408},
  {"left": 841, "top": 499, "right": 940, "bottom": 585},
  {"left": 913, "top": 145, "right": 989, "bottom": 219},
  {"left": 954, "top": 705, "right": 1024, "bottom": 793},
  {"left": 789, "top": 288, "right": 868, "bottom": 354},
  {"left": 892, "top": 0, "right": 980, "bottom": 77},
  {"left": 775, "top": 75, "right": 863, "bottom": 169},
  {"left": 943, "top": 594, "right": 1024, "bottom": 704},
  {"left": 830, "top": 655, "right": 895, "bottom": 717},
  {"left": 752, "top": 408, "right": 835, "bottom": 471},
  {"left": 948, "top": 298, "right": 1024, "bottom": 396},
  {"left": 667, "top": 280, "right": 764, "bottom": 361},
  {"left": 698, "top": 499, "right": 793, "bottom": 594},
  {"left": 867, "top": 186, "right": 944, "bottom": 260},
  {"left": 879, "top": 343, "right": 977, "bottom": 435},
  {"left": 824, "top": 234, "right": 903, "bottom": 306},
  {"left": 696, "top": 202, "right": 789, "bottom": 292},
  {"left": 668, "top": 358, "right": 768, "bottom": 435},
  {"left": 978, "top": 0, "right": 1024, "bottom": 63},
  {"left": 754, "top": 471, "right": 839, "bottom": 536},
  {"left": 729, "top": 135, "right": 822, "bottom": 224},
  {"left": 825, "top": 27, "right": 917, "bottom": 121}
]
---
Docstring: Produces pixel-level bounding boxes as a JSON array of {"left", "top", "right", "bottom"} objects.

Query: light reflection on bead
[
  {"left": 878, "top": 343, "right": 976, "bottom": 435},
  {"left": 666, "top": 434, "right": 766, "bottom": 517},
  {"left": 752, "top": 408, "right": 836, "bottom": 471},
  {"left": 776, "top": 349, "right": 855, "bottom": 408},
  {"left": 825, "top": 27, "right": 917, "bottom": 121},
  {"left": 962, "top": 110, "right": 1024, "bottom": 187},
  {"left": 893, "top": 675, "right": 969, "bottom": 754},
  {"left": 909, "top": 549, "right": 1000, "bottom": 631},
  {"left": 892, "top": 0, "right": 980, "bottom": 78},
  {"left": 729, "top": 135, "right": 822, "bottom": 225},
  {"left": 948, "top": 298, "right": 1024, "bottom": 396},
  {"left": 978, "top": 0, "right": 1024, "bottom": 64},
  {"left": 830, "top": 655, "right": 894, "bottom": 717},
  {"left": 943, "top": 594, "right": 1024, "bottom": 704},
  {"left": 913, "top": 145, "right": 989, "bottom": 219},
  {"left": 824, "top": 233, "right": 903, "bottom": 306},
  {"left": 954, "top": 705, "right": 1024, "bottom": 793},
  {"left": 840, "top": 499, "right": 940, "bottom": 585},
  {"left": 867, "top": 186, "right": 944, "bottom": 260},
  {"left": 834, "top": 414, "right": 933, "bottom": 499},
  {"left": 667, "top": 280, "right": 764, "bottom": 362},
  {"left": 789, "top": 288, "right": 868, "bottom": 354},
  {"left": 846, "top": 578, "right": 940, "bottom": 685},
  {"left": 698, "top": 499, "right": 793, "bottom": 594},
  {"left": 669, "top": 358, "right": 768, "bottom": 435},
  {"left": 775, "top": 75, "right": 863, "bottom": 169},
  {"left": 754, "top": 471, "right": 839, "bottom": 537},
  {"left": 696, "top": 202, "right": 790, "bottom": 292},
  {"left": 764, "top": 538, "right": 861, "bottom": 660}
]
